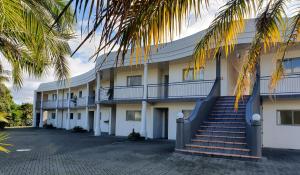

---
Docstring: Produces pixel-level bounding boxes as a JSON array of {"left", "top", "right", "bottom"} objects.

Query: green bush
[
  {"left": 128, "top": 129, "right": 143, "bottom": 141},
  {"left": 0, "top": 122, "right": 6, "bottom": 129},
  {"left": 72, "top": 126, "right": 86, "bottom": 133},
  {"left": 44, "top": 124, "right": 55, "bottom": 129}
]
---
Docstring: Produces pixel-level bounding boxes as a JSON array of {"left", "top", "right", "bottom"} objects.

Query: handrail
[
  {"left": 245, "top": 69, "right": 262, "bottom": 157},
  {"left": 176, "top": 78, "right": 220, "bottom": 149}
]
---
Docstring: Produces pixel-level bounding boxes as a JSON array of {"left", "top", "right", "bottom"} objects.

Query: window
[
  {"left": 51, "top": 113, "right": 56, "bottom": 119},
  {"left": 70, "top": 113, "right": 74, "bottom": 120},
  {"left": 282, "top": 58, "right": 300, "bottom": 74},
  {"left": 183, "top": 68, "right": 204, "bottom": 81},
  {"left": 52, "top": 94, "right": 57, "bottom": 101},
  {"left": 79, "top": 91, "right": 82, "bottom": 98},
  {"left": 77, "top": 113, "right": 81, "bottom": 120},
  {"left": 127, "top": 75, "right": 142, "bottom": 86},
  {"left": 126, "top": 111, "right": 141, "bottom": 121},
  {"left": 182, "top": 110, "right": 192, "bottom": 119},
  {"left": 277, "top": 110, "right": 300, "bottom": 125}
]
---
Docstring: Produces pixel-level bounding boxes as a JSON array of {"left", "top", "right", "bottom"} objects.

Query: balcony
[
  {"left": 70, "top": 97, "right": 87, "bottom": 108},
  {"left": 260, "top": 74, "right": 300, "bottom": 96},
  {"left": 42, "top": 100, "right": 56, "bottom": 109},
  {"left": 98, "top": 80, "right": 215, "bottom": 103},
  {"left": 147, "top": 80, "right": 214, "bottom": 100}
]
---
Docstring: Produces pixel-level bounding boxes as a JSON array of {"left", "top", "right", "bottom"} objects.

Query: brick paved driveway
[{"left": 0, "top": 128, "right": 299, "bottom": 175}]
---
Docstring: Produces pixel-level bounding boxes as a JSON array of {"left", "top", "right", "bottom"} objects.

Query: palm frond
[
  {"left": 193, "top": 0, "right": 257, "bottom": 70},
  {"left": 234, "top": 0, "right": 287, "bottom": 108},
  {"left": 270, "top": 10, "right": 300, "bottom": 92}
]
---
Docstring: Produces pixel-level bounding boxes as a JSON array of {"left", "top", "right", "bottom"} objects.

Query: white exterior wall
[
  {"left": 168, "top": 58, "right": 216, "bottom": 83},
  {"left": 69, "top": 109, "right": 87, "bottom": 129},
  {"left": 263, "top": 99, "right": 300, "bottom": 149}
]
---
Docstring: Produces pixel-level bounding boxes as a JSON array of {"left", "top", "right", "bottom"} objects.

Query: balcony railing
[
  {"left": 148, "top": 80, "right": 214, "bottom": 99},
  {"left": 42, "top": 100, "right": 56, "bottom": 109},
  {"left": 114, "top": 86, "right": 144, "bottom": 100},
  {"left": 260, "top": 74, "right": 300, "bottom": 96},
  {"left": 70, "top": 97, "right": 86, "bottom": 108}
]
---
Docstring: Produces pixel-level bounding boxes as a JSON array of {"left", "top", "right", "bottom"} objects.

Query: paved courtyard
[{"left": 0, "top": 128, "right": 299, "bottom": 175}]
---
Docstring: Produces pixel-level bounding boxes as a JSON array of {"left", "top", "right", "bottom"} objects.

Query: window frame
[
  {"left": 51, "top": 113, "right": 56, "bottom": 119},
  {"left": 77, "top": 113, "right": 81, "bottom": 120},
  {"left": 282, "top": 57, "right": 300, "bottom": 74},
  {"left": 277, "top": 110, "right": 300, "bottom": 126},
  {"left": 126, "top": 75, "right": 142, "bottom": 86},
  {"left": 126, "top": 110, "right": 141, "bottom": 121},
  {"left": 182, "top": 68, "right": 204, "bottom": 81}
]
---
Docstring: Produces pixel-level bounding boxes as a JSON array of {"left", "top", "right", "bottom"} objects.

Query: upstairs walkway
[{"left": 0, "top": 128, "right": 299, "bottom": 175}]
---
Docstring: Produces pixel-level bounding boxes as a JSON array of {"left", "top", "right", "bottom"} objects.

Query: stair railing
[
  {"left": 176, "top": 51, "right": 221, "bottom": 150},
  {"left": 245, "top": 65, "right": 262, "bottom": 157}
]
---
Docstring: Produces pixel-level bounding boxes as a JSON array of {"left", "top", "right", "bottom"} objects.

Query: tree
[
  {"left": 0, "top": 0, "right": 74, "bottom": 87},
  {"left": 57, "top": 0, "right": 299, "bottom": 107}
]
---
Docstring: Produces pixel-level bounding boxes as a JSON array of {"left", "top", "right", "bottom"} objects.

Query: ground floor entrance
[
  {"left": 153, "top": 108, "right": 169, "bottom": 139},
  {"left": 88, "top": 111, "right": 94, "bottom": 132}
]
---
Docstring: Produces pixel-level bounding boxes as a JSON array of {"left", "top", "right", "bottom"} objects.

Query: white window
[
  {"left": 126, "top": 111, "right": 141, "bottom": 121},
  {"left": 182, "top": 110, "right": 192, "bottom": 119},
  {"left": 51, "top": 113, "right": 56, "bottom": 119},
  {"left": 277, "top": 110, "right": 300, "bottom": 125},
  {"left": 283, "top": 58, "right": 300, "bottom": 74},
  {"left": 183, "top": 68, "right": 204, "bottom": 81},
  {"left": 77, "top": 113, "right": 81, "bottom": 120},
  {"left": 127, "top": 75, "right": 142, "bottom": 86}
]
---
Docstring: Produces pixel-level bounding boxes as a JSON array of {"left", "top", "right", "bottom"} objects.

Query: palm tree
[
  {"left": 0, "top": 0, "right": 74, "bottom": 87},
  {"left": 0, "top": 64, "right": 10, "bottom": 153},
  {"left": 57, "top": 0, "right": 299, "bottom": 107},
  {"left": 0, "top": 0, "right": 74, "bottom": 153}
]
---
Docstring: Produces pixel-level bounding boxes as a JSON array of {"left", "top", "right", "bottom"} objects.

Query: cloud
[{"left": 8, "top": 2, "right": 227, "bottom": 104}]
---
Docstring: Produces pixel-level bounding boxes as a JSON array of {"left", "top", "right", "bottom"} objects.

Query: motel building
[{"left": 33, "top": 20, "right": 300, "bottom": 160}]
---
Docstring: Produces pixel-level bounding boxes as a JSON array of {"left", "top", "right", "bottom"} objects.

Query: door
[
  {"left": 36, "top": 113, "right": 40, "bottom": 127},
  {"left": 153, "top": 108, "right": 169, "bottom": 139},
  {"left": 89, "top": 111, "right": 94, "bottom": 132}
]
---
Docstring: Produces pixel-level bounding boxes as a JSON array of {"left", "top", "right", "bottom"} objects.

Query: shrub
[
  {"left": 128, "top": 129, "right": 143, "bottom": 141},
  {"left": 0, "top": 122, "right": 6, "bottom": 129},
  {"left": 72, "top": 126, "right": 86, "bottom": 133},
  {"left": 44, "top": 124, "right": 55, "bottom": 129}
]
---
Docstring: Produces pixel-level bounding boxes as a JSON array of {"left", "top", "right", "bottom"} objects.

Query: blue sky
[{"left": 5, "top": 1, "right": 225, "bottom": 104}]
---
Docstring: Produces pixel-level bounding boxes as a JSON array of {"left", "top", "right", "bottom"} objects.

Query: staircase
[{"left": 176, "top": 96, "right": 260, "bottom": 160}]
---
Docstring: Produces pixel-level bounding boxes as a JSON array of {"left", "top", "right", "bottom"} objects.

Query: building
[{"left": 33, "top": 20, "right": 300, "bottom": 159}]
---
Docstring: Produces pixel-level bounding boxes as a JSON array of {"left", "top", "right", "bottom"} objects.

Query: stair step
[
  {"left": 208, "top": 118, "right": 244, "bottom": 120},
  {"left": 175, "top": 149, "right": 260, "bottom": 160},
  {"left": 191, "top": 139, "right": 247, "bottom": 145},
  {"left": 191, "top": 139, "right": 247, "bottom": 149},
  {"left": 185, "top": 144, "right": 250, "bottom": 152},
  {"left": 203, "top": 121, "right": 245, "bottom": 125},
  {"left": 210, "top": 113, "right": 244, "bottom": 116},
  {"left": 200, "top": 126, "right": 245, "bottom": 129},
  {"left": 197, "top": 130, "right": 245, "bottom": 134},
  {"left": 195, "top": 135, "right": 245, "bottom": 139}
]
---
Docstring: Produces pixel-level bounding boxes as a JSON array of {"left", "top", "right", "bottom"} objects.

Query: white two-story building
[{"left": 33, "top": 20, "right": 300, "bottom": 159}]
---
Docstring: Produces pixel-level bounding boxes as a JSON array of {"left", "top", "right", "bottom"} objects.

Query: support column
[
  {"left": 32, "top": 91, "right": 37, "bottom": 127},
  {"left": 66, "top": 88, "right": 71, "bottom": 130},
  {"left": 85, "top": 83, "right": 90, "bottom": 130},
  {"left": 55, "top": 89, "right": 59, "bottom": 128},
  {"left": 94, "top": 72, "right": 101, "bottom": 136},
  {"left": 140, "top": 61, "right": 148, "bottom": 138},
  {"left": 39, "top": 92, "right": 44, "bottom": 128}
]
